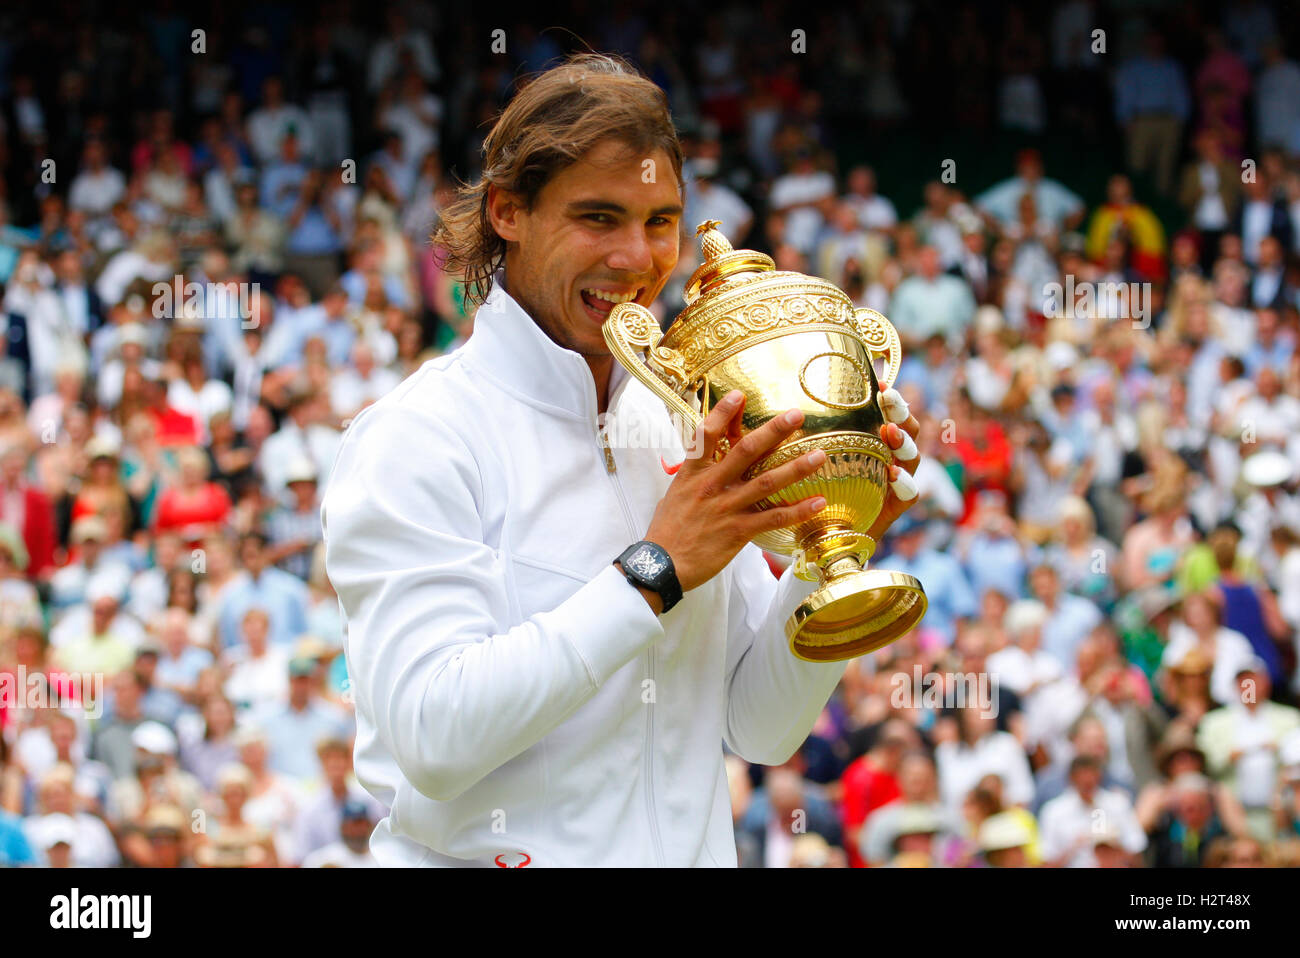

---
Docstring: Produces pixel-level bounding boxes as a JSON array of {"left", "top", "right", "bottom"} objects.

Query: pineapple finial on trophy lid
[
  {"left": 684, "top": 220, "right": 776, "bottom": 305},
  {"left": 696, "top": 219, "right": 733, "bottom": 262}
]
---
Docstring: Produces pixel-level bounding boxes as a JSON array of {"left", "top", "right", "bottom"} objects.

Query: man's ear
[{"left": 486, "top": 184, "right": 526, "bottom": 243}]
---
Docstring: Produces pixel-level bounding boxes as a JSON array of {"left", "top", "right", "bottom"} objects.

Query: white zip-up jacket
[{"left": 320, "top": 279, "right": 847, "bottom": 866}]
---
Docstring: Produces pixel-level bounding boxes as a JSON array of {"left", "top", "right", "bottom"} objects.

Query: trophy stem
[
  {"left": 822, "top": 555, "right": 865, "bottom": 583},
  {"left": 798, "top": 525, "right": 876, "bottom": 584}
]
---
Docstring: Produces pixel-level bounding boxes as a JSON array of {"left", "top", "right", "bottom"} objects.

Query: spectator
[
  {"left": 104, "top": 721, "right": 201, "bottom": 828},
  {"left": 737, "top": 766, "right": 842, "bottom": 869},
  {"left": 1085, "top": 175, "right": 1167, "bottom": 281},
  {"left": 1042, "top": 496, "right": 1119, "bottom": 608},
  {"left": 1114, "top": 30, "right": 1191, "bottom": 196},
  {"left": 1028, "top": 563, "right": 1104, "bottom": 667},
  {"left": 1178, "top": 129, "right": 1240, "bottom": 273},
  {"left": 768, "top": 147, "right": 836, "bottom": 256},
  {"left": 292, "top": 737, "right": 385, "bottom": 862},
  {"left": 180, "top": 693, "right": 240, "bottom": 793},
  {"left": 68, "top": 139, "right": 127, "bottom": 223},
  {"left": 1162, "top": 590, "right": 1260, "bottom": 709},
  {"left": 301, "top": 798, "right": 378, "bottom": 867},
  {"left": 1197, "top": 663, "right": 1300, "bottom": 839},
  {"left": 1255, "top": 40, "right": 1300, "bottom": 152},
  {"left": 257, "top": 388, "right": 341, "bottom": 497},
  {"left": 860, "top": 751, "right": 958, "bottom": 866},
  {"left": 265, "top": 458, "right": 323, "bottom": 582},
  {"left": 676, "top": 136, "right": 748, "bottom": 246},
  {"left": 24, "top": 763, "right": 118, "bottom": 867},
  {"left": 838, "top": 719, "right": 914, "bottom": 867},
  {"left": 974, "top": 149, "right": 1084, "bottom": 232},
  {"left": 977, "top": 810, "right": 1037, "bottom": 867},
  {"left": 884, "top": 515, "right": 978, "bottom": 648},
  {"left": 194, "top": 762, "right": 278, "bottom": 866},
  {"left": 216, "top": 532, "right": 309, "bottom": 650},
  {"left": 1039, "top": 755, "right": 1147, "bottom": 867},
  {"left": 1145, "top": 772, "right": 1231, "bottom": 867},
  {"left": 935, "top": 707, "right": 1035, "bottom": 815},
  {"left": 152, "top": 445, "right": 233, "bottom": 545},
  {"left": 247, "top": 76, "right": 315, "bottom": 168},
  {"left": 222, "top": 607, "right": 290, "bottom": 712},
  {"left": 231, "top": 723, "right": 300, "bottom": 863},
  {"left": 253, "top": 655, "right": 351, "bottom": 783}
]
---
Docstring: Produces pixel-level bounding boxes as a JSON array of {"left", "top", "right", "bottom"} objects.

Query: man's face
[
  {"left": 342, "top": 816, "right": 372, "bottom": 852},
  {"left": 1071, "top": 765, "right": 1102, "bottom": 797},
  {"left": 1176, "top": 789, "right": 1213, "bottom": 827},
  {"left": 898, "top": 757, "right": 935, "bottom": 798},
  {"left": 241, "top": 539, "right": 265, "bottom": 574},
  {"left": 1259, "top": 236, "right": 1282, "bottom": 268},
  {"left": 1030, "top": 567, "right": 1057, "bottom": 602},
  {"left": 323, "top": 751, "right": 350, "bottom": 785},
  {"left": 50, "top": 719, "right": 76, "bottom": 753},
  {"left": 492, "top": 139, "right": 683, "bottom": 361},
  {"left": 92, "top": 598, "right": 116, "bottom": 632},
  {"left": 43, "top": 782, "right": 73, "bottom": 814},
  {"left": 1074, "top": 722, "right": 1108, "bottom": 761},
  {"left": 917, "top": 247, "right": 940, "bottom": 279}
]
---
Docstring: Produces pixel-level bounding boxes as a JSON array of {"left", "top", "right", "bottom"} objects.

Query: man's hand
[
  {"left": 643, "top": 387, "right": 923, "bottom": 594},
  {"left": 643, "top": 390, "right": 827, "bottom": 592},
  {"left": 866, "top": 387, "right": 922, "bottom": 542}
]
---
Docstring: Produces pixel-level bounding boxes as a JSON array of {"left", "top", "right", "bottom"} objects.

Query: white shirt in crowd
[
  {"left": 222, "top": 645, "right": 291, "bottom": 713},
  {"left": 260, "top": 421, "right": 342, "bottom": 496},
  {"left": 330, "top": 366, "right": 402, "bottom": 419},
  {"left": 845, "top": 193, "right": 898, "bottom": 232},
  {"left": 1228, "top": 703, "right": 1285, "bottom": 807},
  {"left": 24, "top": 812, "right": 120, "bottom": 868},
  {"left": 684, "top": 181, "right": 753, "bottom": 245},
  {"left": 48, "top": 607, "right": 146, "bottom": 651},
  {"left": 935, "top": 730, "right": 1036, "bottom": 814},
  {"left": 1039, "top": 785, "right": 1147, "bottom": 867},
  {"left": 168, "top": 378, "right": 234, "bottom": 442},
  {"left": 247, "top": 105, "right": 316, "bottom": 166},
  {"left": 68, "top": 167, "right": 127, "bottom": 217},
  {"left": 769, "top": 170, "right": 836, "bottom": 254},
  {"left": 302, "top": 841, "right": 379, "bottom": 868},
  {"left": 1161, "top": 621, "right": 1257, "bottom": 707}
]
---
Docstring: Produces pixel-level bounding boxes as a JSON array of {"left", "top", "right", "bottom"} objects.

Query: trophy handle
[
  {"left": 603, "top": 303, "right": 702, "bottom": 445},
  {"left": 854, "top": 308, "right": 903, "bottom": 391}
]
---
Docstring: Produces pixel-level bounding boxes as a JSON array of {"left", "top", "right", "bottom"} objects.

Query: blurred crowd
[{"left": 2, "top": 0, "right": 1300, "bottom": 867}]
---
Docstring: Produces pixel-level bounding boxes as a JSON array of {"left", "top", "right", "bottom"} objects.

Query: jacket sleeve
[
  {"left": 720, "top": 543, "right": 846, "bottom": 765},
  {"left": 321, "top": 403, "right": 663, "bottom": 802}
]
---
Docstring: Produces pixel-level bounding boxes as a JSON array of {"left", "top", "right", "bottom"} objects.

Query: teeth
[{"left": 583, "top": 288, "right": 637, "bottom": 304}]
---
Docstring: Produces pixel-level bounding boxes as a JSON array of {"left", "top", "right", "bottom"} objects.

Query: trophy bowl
[{"left": 603, "top": 221, "right": 927, "bottom": 662}]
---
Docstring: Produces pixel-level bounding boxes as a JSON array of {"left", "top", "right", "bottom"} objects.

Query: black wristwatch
[{"left": 616, "top": 541, "right": 683, "bottom": 614}]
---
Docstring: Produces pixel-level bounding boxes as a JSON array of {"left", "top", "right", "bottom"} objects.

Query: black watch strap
[{"left": 616, "top": 541, "right": 683, "bottom": 614}]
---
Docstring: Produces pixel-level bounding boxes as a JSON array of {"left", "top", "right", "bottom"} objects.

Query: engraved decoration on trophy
[{"left": 602, "top": 220, "right": 928, "bottom": 662}]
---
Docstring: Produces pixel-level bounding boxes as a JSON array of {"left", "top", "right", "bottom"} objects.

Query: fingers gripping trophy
[{"left": 603, "top": 220, "right": 927, "bottom": 662}]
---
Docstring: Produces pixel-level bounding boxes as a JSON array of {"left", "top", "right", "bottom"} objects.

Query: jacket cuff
[{"left": 545, "top": 563, "right": 665, "bottom": 687}]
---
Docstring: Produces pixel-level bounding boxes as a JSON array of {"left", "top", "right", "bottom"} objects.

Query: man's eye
[{"left": 585, "top": 214, "right": 612, "bottom": 224}]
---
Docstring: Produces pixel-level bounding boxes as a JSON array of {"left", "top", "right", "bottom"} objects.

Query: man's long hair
[{"left": 434, "top": 53, "right": 684, "bottom": 307}]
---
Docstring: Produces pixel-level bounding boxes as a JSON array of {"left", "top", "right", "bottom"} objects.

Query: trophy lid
[{"left": 683, "top": 220, "right": 775, "bottom": 306}]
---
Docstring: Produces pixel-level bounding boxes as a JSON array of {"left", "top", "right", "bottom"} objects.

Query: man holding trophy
[{"left": 321, "top": 54, "right": 924, "bottom": 866}]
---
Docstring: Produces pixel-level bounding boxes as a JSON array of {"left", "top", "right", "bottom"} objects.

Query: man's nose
[{"left": 605, "top": 224, "right": 655, "bottom": 276}]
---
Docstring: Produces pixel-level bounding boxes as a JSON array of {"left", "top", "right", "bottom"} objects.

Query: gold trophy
[{"left": 603, "top": 221, "right": 927, "bottom": 661}]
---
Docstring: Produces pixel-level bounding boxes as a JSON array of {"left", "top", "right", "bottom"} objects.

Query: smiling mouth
[{"left": 580, "top": 286, "right": 644, "bottom": 319}]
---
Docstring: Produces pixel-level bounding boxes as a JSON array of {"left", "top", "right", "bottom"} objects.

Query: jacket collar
[{"left": 461, "top": 271, "right": 630, "bottom": 423}]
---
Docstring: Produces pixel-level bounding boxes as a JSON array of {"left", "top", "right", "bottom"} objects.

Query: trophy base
[{"left": 785, "top": 569, "right": 928, "bottom": 662}]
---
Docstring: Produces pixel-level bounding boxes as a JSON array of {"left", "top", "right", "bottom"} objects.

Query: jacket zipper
[{"left": 598, "top": 423, "right": 667, "bottom": 867}]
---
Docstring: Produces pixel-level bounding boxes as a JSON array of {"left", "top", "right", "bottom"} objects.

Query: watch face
[{"left": 626, "top": 547, "right": 666, "bottom": 580}]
